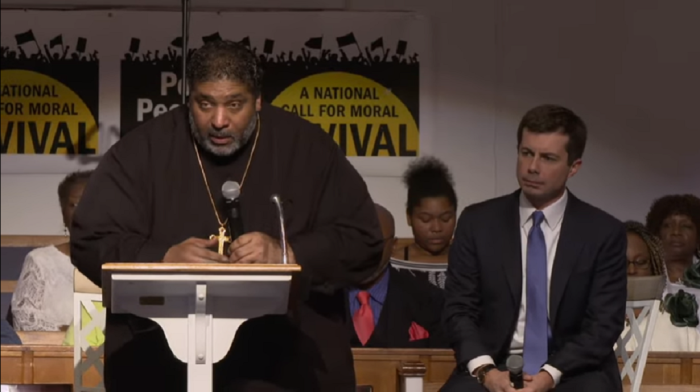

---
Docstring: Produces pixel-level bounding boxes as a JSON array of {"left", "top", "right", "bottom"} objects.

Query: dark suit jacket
[
  {"left": 348, "top": 267, "right": 448, "bottom": 348},
  {"left": 443, "top": 190, "right": 627, "bottom": 387}
]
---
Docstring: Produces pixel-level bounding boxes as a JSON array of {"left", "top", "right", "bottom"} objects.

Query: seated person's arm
[
  {"left": 545, "top": 223, "right": 628, "bottom": 379},
  {"left": 443, "top": 209, "right": 492, "bottom": 371},
  {"left": 288, "top": 147, "right": 384, "bottom": 291},
  {"left": 11, "top": 253, "right": 61, "bottom": 331},
  {"left": 70, "top": 144, "right": 171, "bottom": 287}
]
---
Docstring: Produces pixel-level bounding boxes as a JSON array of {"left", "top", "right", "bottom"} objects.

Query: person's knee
[{"left": 557, "top": 370, "right": 618, "bottom": 392}]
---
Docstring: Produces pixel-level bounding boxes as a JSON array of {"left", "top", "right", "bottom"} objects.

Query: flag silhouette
[
  {"left": 129, "top": 38, "right": 140, "bottom": 53},
  {"left": 202, "top": 32, "right": 222, "bottom": 44},
  {"left": 336, "top": 33, "right": 357, "bottom": 47},
  {"left": 396, "top": 40, "right": 407, "bottom": 56},
  {"left": 263, "top": 39, "right": 274, "bottom": 54},
  {"left": 49, "top": 35, "right": 63, "bottom": 48},
  {"left": 370, "top": 38, "right": 383, "bottom": 51},
  {"left": 304, "top": 37, "right": 323, "bottom": 50},
  {"left": 239, "top": 36, "right": 250, "bottom": 47},
  {"left": 171, "top": 37, "right": 183, "bottom": 48},
  {"left": 76, "top": 37, "right": 87, "bottom": 53},
  {"left": 15, "top": 30, "right": 35, "bottom": 45}
]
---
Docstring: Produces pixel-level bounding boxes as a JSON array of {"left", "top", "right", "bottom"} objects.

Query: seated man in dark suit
[
  {"left": 441, "top": 105, "right": 627, "bottom": 392},
  {"left": 348, "top": 204, "right": 448, "bottom": 348}
]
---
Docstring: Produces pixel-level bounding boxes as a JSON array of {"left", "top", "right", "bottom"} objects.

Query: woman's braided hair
[{"left": 624, "top": 220, "right": 666, "bottom": 276}]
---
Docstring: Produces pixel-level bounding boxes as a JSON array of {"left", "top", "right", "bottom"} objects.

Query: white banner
[{"left": 1, "top": 10, "right": 434, "bottom": 176}]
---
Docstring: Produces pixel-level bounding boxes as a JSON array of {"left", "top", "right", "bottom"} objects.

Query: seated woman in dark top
[
  {"left": 391, "top": 156, "right": 457, "bottom": 288},
  {"left": 1, "top": 318, "right": 21, "bottom": 345},
  {"left": 645, "top": 194, "right": 700, "bottom": 284}
]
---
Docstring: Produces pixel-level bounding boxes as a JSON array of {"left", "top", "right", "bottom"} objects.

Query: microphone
[
  {"left": 506, "top": 355, "right": 524, "bottom": 389},
  {"left": 270, "top": 194, "right": 288, "bottom": 264},
  {"left": 221, "top": 181, "right": 244, "bottom": 241}
]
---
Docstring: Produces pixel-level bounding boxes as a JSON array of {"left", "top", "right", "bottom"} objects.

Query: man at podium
[{"left": 70, "top": 39, "right": 384, "bottom": 392}]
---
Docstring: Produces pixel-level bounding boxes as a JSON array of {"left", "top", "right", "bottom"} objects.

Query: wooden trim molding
[
  {"left": 1, "top": 345, "right": 699, "bottom": 388},
  {"left": 0, "top": 345, "right": 78, "bottom": 385},
  {"left": 15, "top": 332, "right": 65, "bottom": 346},
  {"left": 1, "top": 280, "right": 17, "bottom": 293},
  {"left": 397, "top": 361, "right": 427, "bottom": 377},
  {"left": 394, "top": 238, "right": 414, "bottom": 251},
  {"left": 1, "top": 235, "right": 67, "bottom": 247},
  {"left": 102, "top": 262, "right": 302, "bottom": 273}
]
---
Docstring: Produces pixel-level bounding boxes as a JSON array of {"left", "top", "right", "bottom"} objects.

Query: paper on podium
[{"left": 102, "top": 263, "right": 302, "bottom": 364}]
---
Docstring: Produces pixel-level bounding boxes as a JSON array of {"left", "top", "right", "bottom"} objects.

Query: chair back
[
  {"left": 616, "top": 275, "right": 665, "bottom": 392},
  {"left": 73, "top": 268, "right": 105, "bottom": 392}
]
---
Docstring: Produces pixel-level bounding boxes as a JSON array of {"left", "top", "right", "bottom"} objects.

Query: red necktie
[{"left": 353, "top": 291, "right": 375, "bottom": 346}]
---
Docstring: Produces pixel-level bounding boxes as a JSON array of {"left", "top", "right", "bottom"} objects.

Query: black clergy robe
[{"left": 70, "top": 104, "right": 384, "bottom": 392}]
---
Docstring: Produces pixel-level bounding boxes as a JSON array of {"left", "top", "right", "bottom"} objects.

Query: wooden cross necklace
[{"left": 192, "top": 112, "right": 261, "bottom": 255}]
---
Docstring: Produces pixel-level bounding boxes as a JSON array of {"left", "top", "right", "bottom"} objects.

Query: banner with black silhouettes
[
  {"left": 1, "top": 29, "right": 99, "bottom": 156},
  {"left": 1, "top": 10, "right": 433, "bottom": 175},
  {"left": 0, "top": 10, "right": 180, "bottom": 174},
  {"left": 122, "top": 11, "right": 434, "bottom": 166},
  {"left": 120, "top": 35, "right": 187, "bottom": 135}
]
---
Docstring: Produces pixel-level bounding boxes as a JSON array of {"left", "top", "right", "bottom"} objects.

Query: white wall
[{"left": 2, "top": 0, "right": 699, "bottom": 237}]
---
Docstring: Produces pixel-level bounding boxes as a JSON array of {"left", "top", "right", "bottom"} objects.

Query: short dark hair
[
  {"left": 58, "top": 170, "right": 93, "bottom": 206},
  {"left": 646, "top": 194, "right": 700, "bottom": 257},
  {"left": 402, "top": 156, "right": 457, "bottom": 215},
  {"left": 517, "top": 104, "right": 587, "bottom": 165},
  {"left": 624, "top": 220, "right": 666, "bottom": 276},
  {"left": 187, "top": 40, "right": 263, "bottom": 96}
]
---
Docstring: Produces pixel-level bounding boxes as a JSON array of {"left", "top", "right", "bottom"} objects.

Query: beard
[{"left": 189, "top": 110, "right": 257, "bottom": 157}]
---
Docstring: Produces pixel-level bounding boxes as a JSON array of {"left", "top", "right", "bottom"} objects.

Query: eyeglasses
[{"left": 627, "top": 260, "right": 650, "bottom": 269}]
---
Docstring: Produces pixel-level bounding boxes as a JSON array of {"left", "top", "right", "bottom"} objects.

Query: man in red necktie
[{"left": 347, "top": 204, "right": 447, "bottom": 348}]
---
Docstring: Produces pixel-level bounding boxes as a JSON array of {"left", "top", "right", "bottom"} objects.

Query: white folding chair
[
  {"left": 616, "top": 275, "right": 665, "bottom": 392},
  {"left": 73, "top": 269, "right": 105, "bottom": 392}
]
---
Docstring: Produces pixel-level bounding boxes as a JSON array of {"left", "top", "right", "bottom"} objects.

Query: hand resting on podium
[
  {"left": 227, "top": 232, "right": 296, "bottom": 264},
  {"left": 162, "top": 233, "right": 296, "bottom": 264}
]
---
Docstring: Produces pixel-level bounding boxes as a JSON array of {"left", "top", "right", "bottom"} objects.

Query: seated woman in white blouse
[
  {"left": 623, "top": 221, "right": 699, "bottom": 352},
  {"left": 10, "top": 170, "right": 93, "bottom": 332}
]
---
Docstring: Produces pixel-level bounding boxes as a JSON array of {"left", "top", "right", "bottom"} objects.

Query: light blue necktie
[{"left": 523, "top": 210, "right": 549, "bottom": 375}]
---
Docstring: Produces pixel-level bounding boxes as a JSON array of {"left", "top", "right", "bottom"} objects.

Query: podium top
[
  {"left": 102, "top": 262, "right": 302, "bottom": 275},
  {"left": 100, "top": 263, "right": 302, "bottom": 307}
]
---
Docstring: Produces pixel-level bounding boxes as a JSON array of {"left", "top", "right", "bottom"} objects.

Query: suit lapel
[
  {"left": 367, "top": 270, "right": 394, "bottom": 347},
  {"left": 549, "top": 195, "right": 583, "bottom": 325},
  {"left": 344, "top": 290, "right": 361, "bottom": 345},
  {"left": 503, "top": 191, "right": 523, "bottom": 307}
]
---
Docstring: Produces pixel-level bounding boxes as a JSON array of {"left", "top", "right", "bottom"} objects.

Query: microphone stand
[
  {"left": 270, "top": 195, "right": 288, "bottom": 264},
  {"left": 180, "top": 0, "right": 190, "bottom": 104}
]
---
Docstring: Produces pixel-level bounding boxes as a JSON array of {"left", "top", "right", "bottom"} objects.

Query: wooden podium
[{"left": 101, "top": 262, "right": 302, "bottom": 392}]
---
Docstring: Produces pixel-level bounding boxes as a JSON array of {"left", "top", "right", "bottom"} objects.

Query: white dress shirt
[{"left": 468, "top": 190, "right": 568, "bottom": 385}]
